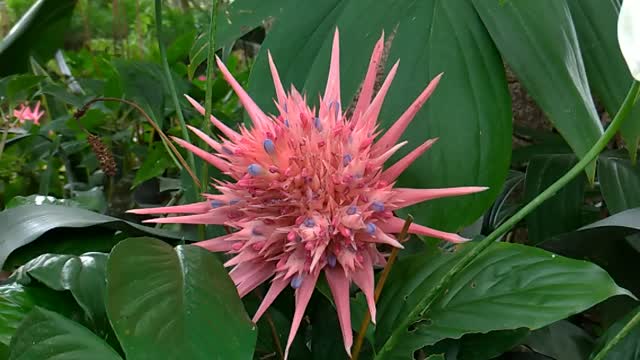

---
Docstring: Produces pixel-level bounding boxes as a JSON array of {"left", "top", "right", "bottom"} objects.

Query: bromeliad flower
[
  {"left": 129, "top": 30, "right": 486, "bottom": 357},
  {"left": 13, "top": 101, "right": 44, "bottom": 125}
]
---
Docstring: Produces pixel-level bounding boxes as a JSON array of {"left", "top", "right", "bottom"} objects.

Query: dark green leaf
[
  {"left": 375, "top": 242, "right": 628, "bottom": 359},
  {"left": 524, "top": 154, "right": 585, "bottom": 244},
  {"left": 567, "top": 0, "right": 640, "bottom": 162},
  {"left": 114, "top": 61, "right": 166, "bottom": 125},
  {"left": 312, "top": 297, "right": 348, "bottom": 360},
  {"left": 472, "top": 0, "right": 603, "bottom": 181},
  {"left": 188, "top": 0, "right": 291, "bottom": 79},
  {"left": 5, "top": 195, "right": 81, "bottom": 209},
  {"left": 132, "top": 144, "right": 173, "bottom": 189},
  {"left": 591, "top": 306, "right": 640, "bottom": 360},
  {"left": 9, "top": 307, "right": 121, "bottom": 360},
  {"left": 0, "top": 284, "right": 35, "bottom": 350},
  {"left": 539, "top": 208, "right": 640, "bottom": 297},
  {"left": 0, "top": 205, "right": 194, "bottom": 268},
  {"left": 249, "top": 0, "right": 511, "bottom": 232},
  {"left": 0, "top": 0, "right": 78, "bottom": 76},
  {"left": 106, "top": 238, "right": 256, "bottom": 359},
  {"left": 10, "top": 253, "right": 109, "bottom": 333},
  {"left": 598, "top": 151, "right": 640, "bottom": 214},
  {"left": 458, "top": 329, "right": 530, "bottom": 360},
  {"left": 523, "top": 320, "right": 594, "bottom": 360}
]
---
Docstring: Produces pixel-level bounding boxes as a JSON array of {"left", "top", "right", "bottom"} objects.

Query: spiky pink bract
[{"left": 129, "top": 29, "right": 487, "bottom": 357}]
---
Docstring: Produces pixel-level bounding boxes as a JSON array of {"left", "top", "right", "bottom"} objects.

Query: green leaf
[
  {"left": 523, "top": 320, "right": 594, "bottom": 360},
  {"left": 0, "top": 284, "right": 35, "bottom": 350},
  {"left": 9, "top": 307, "right": 122, "bottom": 360},
  {"left": 0, "top": 205, "right": 194, "bottom": 269},
  {"left": 618, "top": 0, "right": 640, "bottom": 81},
  {"left": 598, "top": 151, "right": 640, "bottom": 214},
  {"left": 472, "top": 0, "right": 603, "bottom": 182},
  {"left": 248, "top": 0, "right": 512, "bottom": 232},
  {"left": 0, "top": 0, "right": 78, "bottom": 76},
  {"left": 5, "top": 194, "right": 81, "bottom": 209},
  {"left": 10, "top": 253, "right": 109, "bottom": 333},
  {"left": 114, "top": 61, "right": 167, "bottom": 126},
  {"left": 540, "top": 208, "right": 640, "bottom": 297},
  {"left": 591, "top": 306, "right": 640, "bottom": 359},
  {"left": 374, "top": 242, "right": 628, "bottom": 359},
  {"left": 457, "top": 329, "right": 530, "bottom": 360},
  {"left": 106, "top": 238, "right": 256, "bottom": 359},
  {"left": 187, "top": 0, "right": 291, "bottom": 79},
  {"left": 524, "top": 154, "right": 585, "bottom": 244},
  {"left": 567, "top": 0, "right": 640, "bottom": 162},
  {"left": 0, "top": 74, "right": 45, "bottom": 106},
  {"left": 132, "top": 144, "right": 173, "bottom": 189}
]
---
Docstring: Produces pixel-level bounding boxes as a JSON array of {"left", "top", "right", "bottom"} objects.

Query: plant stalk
[
  {"left": 592, "top": 309, "right": 640, "bottom": 360},
  {"left": 375, "top": 81, "right": 640, "bottom": 359}
]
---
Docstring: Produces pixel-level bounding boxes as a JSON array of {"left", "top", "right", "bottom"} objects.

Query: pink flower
[
  {"left": 129, "top": 30, "right": 486, "bottom": 357},
  {"left": 197, "top": 75, "right": 207, "bottom": 81},
  {"left": 13, "top": 101, "right": 44, "bottom": 125}
]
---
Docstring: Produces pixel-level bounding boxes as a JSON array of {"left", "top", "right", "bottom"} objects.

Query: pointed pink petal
[
  {"left": 172, "top": 137, "right": 231, "bottom": 173},
  {"left": 127, "top": 201, "right": 211, "bottom": 215},
  {"left": 325, "top": 267, "right": 353, "bottom": 356},
  {"left": 378, "top": 217, "right": 469, "bottom": 244},
  {"left": 252, "top": 277, "right": 289, "bottom": 322},
  {"left": 142, "top": 212, "right": 228, "bottom": 225},
  {"left": 184, "top": 94, "right": 240, "bottom": 140},
  {"left": 187, "top": 125, "right": 222, "bottom": 152},
  {"left": 393, "top": 187, "right": 488, "bottom": 209},
  {"left": 373, "top": 141, "right": 407, "bottom": 166},
  {"left": 323, "top": 29, "right": 341, "bottom": 106},
  {"left": 194, "top": 234, "right": 235, "bottom": 252},
  {"left": 236, "top": 264, "right": 275, "bottom": 298},
  {"left": 216, "top": 56, "right": 268, "bottom": 130},
  {"left": 268, "top": 51, "right": 287, "bottom": 107},
  {"left": 285, "top": 271, "right": 320, "bottom": 359},
  {"left": 359, "top": 60, "right": 399, "bottom": 131},
  {"left": 351, "top": 252, "right": 376, "bottom": 323},
  {"left": 368, "top": 229, "right": 404, "bottom": 248},
  {"left": 380, "top": 138, "right": 438, "bottom": 182},
  {"left": 352, "top": 33, "right": 385, "bottom": 120},
  {"left": 373, "top": 73, "right": 442, "bottom": 153}
]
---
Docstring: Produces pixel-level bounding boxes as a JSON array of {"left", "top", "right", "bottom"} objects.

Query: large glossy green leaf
[
  {"left": 188, "top": 0, "right": 292, "bottom": 79},
  {"left": 472, "top": 0, "right": 603, "bottom": 181},
  {"left": 9, "top": 307, "right": 122, "bottom": 360},
  {"left": 248, "top": 0, "right": 511, "bottom": 231},
  {"left": 598, "top": 151, "right": 640, "bottom": 214},
  {"left": 567, "top": 0, "right": 640, "bottom": 162},
  {"left": 10, "top": 253, "right": 108, "bottom": 333},
  {"left": 0, "top": 0, "right": 78, "bottom": 76},
  {"left": 374, "top": 242, "right": 628, "bottom": 359},
  {"left": 591, "top": 306, "right": 640, "bottom": 359},
  {"left": 523, "top": 320, "right": 594, "bottom": 360},
  {"left": 0, "top": 284, "right": 35, "bottom": 351},
  {"left": 524, "top": 154, "right": 585, "bottom": 244},
  {"left": 106, "top": 237, "right": 256, "bottom": 360},
  {"left": 0, "top": 205, "right": 193, "bottom": 269}
]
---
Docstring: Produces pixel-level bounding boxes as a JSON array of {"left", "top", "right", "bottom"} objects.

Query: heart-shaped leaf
[
  {"left": 9, "top": 307, "right": 122, "bottom": 360},
  {"left": 248, "top": 0, "right": 512, "bottom": 232},
  {"left": 374, "top": 242, "right": 628, "bottom": 359},
  {"left": 106, "top": 237, "right": 256, "bottom": 359}
]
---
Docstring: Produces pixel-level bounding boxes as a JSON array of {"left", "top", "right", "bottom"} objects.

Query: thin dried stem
[{"left": 352, "top": 214, "right": 413, "bottom": 360}]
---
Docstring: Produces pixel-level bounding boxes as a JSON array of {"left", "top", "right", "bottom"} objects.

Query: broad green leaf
[
  {"left": 619, "top": 0, "right": 640, "bottom": 80},
  {"left": 540, "top": 208, "right": 640, "bottom": 296},
  {"left": 132, "top": 144, "right": 173, "bottom": 189},
  {"left": 10, "top": 253, "right": 109, "bottom": 333},
  {"left": 598, "top": 151, "right": 640, "bottom": 213},
  {"left": 187, "top": 0, "right": 292, "bottom": 79},
  {"left": 524, "top": 154, "right": 585, "bottom": 244},
  {"left": 248, "top": 0, "right": 511, "bottom": 232},
  {"left": 472, "top": 0, "right": 603, "bottom": 181},
  {"left": 106, "top": 238, "right": 256, "bottom": 360},
  {"left": 374, "top": 242, "right": 628, "bottom": 359},
  {"left": 6, "top": 194, "right": 81, "bottom": 209},
  {"left": 484, "top": 170, "right": 524, "bottom": 232},
  {"left": 114, "top": 61, "right": 167, "bottom": 126},
  {"left": 0, "top": 0, "right": 78, "bottom": 76},
  {"left": 524, "top": 320, "right": 594, "bottom": 360},
  {"left": 0, "top": 205, "right": 193, "bottom": 269},
  {"left": 0, "top": 74, "right": 45, "bottom": 106},
  {"left": 9, "top": 307, "right": 122, "bottom": 360},
  {"left": 567, "top": 0, "right": 640, "bottom": 161},
  {"left": 457, "top": 329, "right": 530, "bottom": 360},
  {"left": 312, "top": 297, "right": 349, "bottom": 360},
  {"left": 591, "top": 306, "right": 640, "bottom": 359}
]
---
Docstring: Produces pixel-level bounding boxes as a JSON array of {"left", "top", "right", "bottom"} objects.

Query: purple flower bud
[
  {"left": 248, "top": 164, "right": 263, "bottom": 176},
  {"left": 371, "top": 201, "right": 385, "bottom": 212},
  {"left": 263, "top": 139, "right": 276, "bottom": 154},
  {"left": 346, "top": 205, "right": 357, "bottom": 215},
  {"left": 327, "top": 254, "right": 337, "bottom": 268},
  {"left": 290, "top": 274, "right": 303, "bottom": 289},
  {"left": 366, "top": 222, "right": 376, "bottom": 234},
  {"left": 343, "top": 154, "right": 352, "bottom": 166},
  {"left": 210, "top": 200, "right": 224, "bottom": 208}
]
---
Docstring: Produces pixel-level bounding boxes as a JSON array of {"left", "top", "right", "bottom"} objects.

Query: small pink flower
[
  {"left": 197, "top": 75, "right": 207, "bottom": 82},
  {"left": 13, "top": 101, "right": 44, "bottom": 125},
  {"left": 130, "top": 29, "right": 486, "bottom": 357}
]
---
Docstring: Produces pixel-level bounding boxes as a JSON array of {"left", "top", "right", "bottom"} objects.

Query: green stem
[
  {"left": 592, "top": 309, "right": 640, "bottom": 360},
  {"left": 154, "top": 0, "right": 196, "bottom": 175},
  {"left": 375, "top": 81, "right": 640, "bottom": 359}
]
